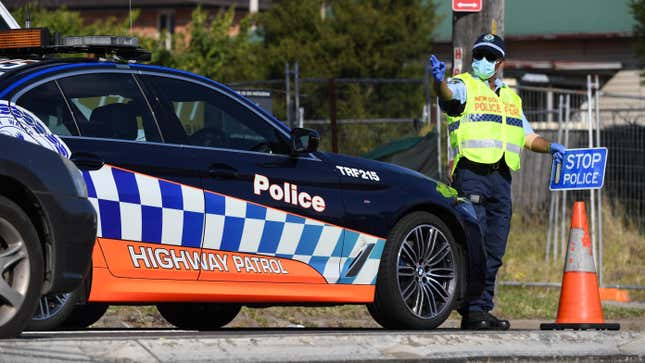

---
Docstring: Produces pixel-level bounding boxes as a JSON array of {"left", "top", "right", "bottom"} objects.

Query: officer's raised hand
[
  {"left": 549, "top": 143, "right": 566, "bottom": 163},
  {"left": 429, "top": 55, "right": 446, "bottom": 83}
]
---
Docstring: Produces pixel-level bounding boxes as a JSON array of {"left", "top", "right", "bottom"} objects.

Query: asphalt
[{"left": 0, "top": 327, "right": 643, "bottom": 362}]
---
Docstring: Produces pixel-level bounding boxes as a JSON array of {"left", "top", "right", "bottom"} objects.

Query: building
[
  {"left": 4, "top": 0, "right": 273, "bottom": 41},
  {"left": 432, "top": 0, "right": 638, "bottom": 91}
]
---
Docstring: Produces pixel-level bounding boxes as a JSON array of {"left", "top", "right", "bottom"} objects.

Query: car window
[
  {"left": 57, "top": 73, "right": 161, "bottom": 143},
  {"left": 141, "top": 75, "right": 289, "bottom": 154},
  {"left": 15, "top": 81, "right": 79, "bottom": 136}
]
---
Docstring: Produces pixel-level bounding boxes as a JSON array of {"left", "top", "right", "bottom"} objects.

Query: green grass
[
  {"left": 501, "top": 204, "right": 644, "bottom": 288},
  {"left": 494, "top": 285, "right": 645, "bottom": 320}
]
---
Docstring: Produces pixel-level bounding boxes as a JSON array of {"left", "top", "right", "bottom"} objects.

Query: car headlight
[{"left": 61, "top": 156, "right": 88, "bottom": 198}]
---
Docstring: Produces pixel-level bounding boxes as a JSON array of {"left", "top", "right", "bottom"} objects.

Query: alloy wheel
[
  {"left": 32, "top": 293, "right": 73, "bottom": 322},
  {"left": 396, "top": 224, "right": 457, "bottom": 319},
  {"left": 0, "top": 217, "right": 30, "bottom": 326}
]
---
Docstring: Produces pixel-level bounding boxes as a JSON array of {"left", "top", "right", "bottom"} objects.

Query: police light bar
[
  {"left": 0, "top": 28, "right": 150, "bottom": 62},
  {"left": 0, "top": 28, "right": 48, "bottom": 49},
  {"left": 62, "top": 36, "right": 138, "bottom": 48}
]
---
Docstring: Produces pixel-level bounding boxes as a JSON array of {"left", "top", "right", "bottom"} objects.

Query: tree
[
  {"left": 167, "top": 6, "right": 264, "bottom": 83},
  {"left": 257, "top": 0, "right": 439, "bottom": 79},
  {"left": 631, "top": 0, "right": 645, "bottom": 69},
  {"left": 256, "top": 1, "right": 440, "bottom": 154},
  {"left": 12, "top": 5, "right": 135, "bottom": 37}
]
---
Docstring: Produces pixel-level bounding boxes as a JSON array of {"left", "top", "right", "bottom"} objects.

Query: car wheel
[
  {"left": 157, "top": 303, "right": 241, "bottom": 330},
  {"left": 0, "top": 195, "right": 44, "bottom": 338},
  {"left": 368, "top": 211, "right": 462, "bottom": 329},
  {"left": 28, "top": 291, "right": 78, "bottom": 330},
  {"left": 62, "top": 302, "right": 109, "bottom": 329}
]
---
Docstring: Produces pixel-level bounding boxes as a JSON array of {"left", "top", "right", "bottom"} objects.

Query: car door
[
  {"left": 140, "top": 73, "right": 349, "bottom": 284},
  {"left": 14, "top": 72, "right": 204, "bottom": 281}
]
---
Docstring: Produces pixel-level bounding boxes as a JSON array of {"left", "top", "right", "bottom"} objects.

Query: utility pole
[{"left": 451, "top": 0, "right": 504, "bottom": 76}]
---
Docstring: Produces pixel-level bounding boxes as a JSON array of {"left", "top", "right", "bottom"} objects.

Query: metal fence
[
  {"left": 231, "top": 71, "right": 432, "bottom": 157},
  {"left": 507, "top": 79, "right": 645, "bottom": 289}
]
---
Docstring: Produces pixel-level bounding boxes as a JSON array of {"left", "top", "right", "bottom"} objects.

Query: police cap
[{"left": 472, "top": 33, "right": 505, "bottom": 60}]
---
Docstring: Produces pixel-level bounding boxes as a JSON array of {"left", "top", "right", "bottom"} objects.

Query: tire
[
  {"left": 367, "top": 211, "right": 463, "bottom": 329},
  {"left": 0, "top": 195, "right": 44, "bottom": 338},
  {"left": 157, "top": 303, "right": 241, "bottom": 330},
  {"left": 62, "top": 302, "right": 109, "bottom": 329},
  {"left": 28, "top": 291, "right": 78, "bottom": 331}
]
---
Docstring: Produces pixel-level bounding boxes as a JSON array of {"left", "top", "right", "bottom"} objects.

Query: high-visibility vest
[{"left": 446, "top": 73, "right": 525, "bottom": 175}]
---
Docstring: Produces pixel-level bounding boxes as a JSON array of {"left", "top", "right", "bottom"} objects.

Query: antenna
[
  {"left": 25, "top": 0, "right": 31, "bottom": 29},
  {"left": 129, "top": 0, "right": 133, "bottom": 34}
]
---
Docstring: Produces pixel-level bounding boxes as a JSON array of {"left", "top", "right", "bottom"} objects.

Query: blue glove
[
  {"left": 550, "top": 143, "right": 566, "bottom": 163},
  {"left": 429, "top": 55, "right": 446, "bottom": 83}
]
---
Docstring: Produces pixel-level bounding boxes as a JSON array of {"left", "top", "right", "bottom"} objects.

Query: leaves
[
  {"left": 257, "top": 0, "right": 438, "bottom": 79},
  {"left": 12, "top": 5, "right": 135, "bottom": 37},
  {"left": 631, "top": 0, "right": 645, "bottom": 69}
]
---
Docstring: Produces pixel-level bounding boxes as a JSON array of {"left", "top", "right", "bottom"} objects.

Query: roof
[
  {"left": 433, "top": 0, "right": 636, "bottom": 41},
  {"left": 2, "top": 0, "right": 273, "bottom": 10}
]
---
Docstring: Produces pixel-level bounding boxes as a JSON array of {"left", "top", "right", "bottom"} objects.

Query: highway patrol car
[{"left": 0, "top": 28, "right": 485, "bottom": 330}]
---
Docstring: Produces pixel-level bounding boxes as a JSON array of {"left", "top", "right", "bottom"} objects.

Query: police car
[
  {"left": 0, "top": 106, "right": 96, "bottom": 337},
  {"left": 0, "top": 28, "right": 485, "bottom": 330}
]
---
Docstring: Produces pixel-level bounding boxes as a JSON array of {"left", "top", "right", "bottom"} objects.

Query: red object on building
[
  {"left": 453, "top": 47, "right": 463, "bottom": 75},
  {"left": 452, "top": 0, "right": 482, "bottom": 12}
]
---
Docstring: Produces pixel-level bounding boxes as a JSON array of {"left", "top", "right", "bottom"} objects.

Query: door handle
[
  {"left": 208, "top": 164, "right": 239, "bottom": 179},
  {"left": 71, "top": 153, "right": 105, "bottom": 171}
]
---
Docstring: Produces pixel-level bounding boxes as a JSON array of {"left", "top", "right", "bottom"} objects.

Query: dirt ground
[{"left": 92, "top": 304, "right": 645, "bottom": 331}]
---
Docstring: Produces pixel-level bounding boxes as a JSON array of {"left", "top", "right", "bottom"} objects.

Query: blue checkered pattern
[
  {"left": 85, "top": 165, "right": 386, "bottom": 285},
  {"left": 449, "top": 121, "right": 460, "bottom": 133},
  {"left": 506, "top": 117, "right": 523, "bottom": 128},
  {"left": 468, "top": 113, "right": 503, "bottom": 123}
]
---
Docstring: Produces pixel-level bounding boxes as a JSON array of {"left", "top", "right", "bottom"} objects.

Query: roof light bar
[
  {"left": 0, "top": 29, "right": 150, "bottom": 62},
  {"left": 62, "top": 36, "right": 138, "bottom": 48},
  {"left": 0, "top": 28, "right": 48, "bottom": 49}
]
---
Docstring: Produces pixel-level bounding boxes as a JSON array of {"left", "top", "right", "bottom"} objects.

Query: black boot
[
  {"left": 461, "top": 311, "right": 510, "bottom": 330},
  {"left": 483, "top": 312, "right": 510, "bottom": 330},
  {"left": 460, "top": 311, "right": 489, "bottom": 330}
]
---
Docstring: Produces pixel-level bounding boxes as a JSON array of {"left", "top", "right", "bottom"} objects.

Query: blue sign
[{"left": 550, "top": 147, "right": 607, "bottom": 191}]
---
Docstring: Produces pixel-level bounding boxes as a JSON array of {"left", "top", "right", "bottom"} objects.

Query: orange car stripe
[
  {"left": 97, "top": 238, "right": 328, "bottom": 283},
  {"left": 89, "top": 267, "right": 375, "bottom": 303}
]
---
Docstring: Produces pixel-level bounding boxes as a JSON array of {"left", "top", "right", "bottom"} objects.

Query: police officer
[{"left": 429, "top": 34, "right": 565, "bottom": 330}]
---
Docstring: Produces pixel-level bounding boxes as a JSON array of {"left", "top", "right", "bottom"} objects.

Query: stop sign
[{"left": 452, "top": 0, "right": 482, "bottom": 12}]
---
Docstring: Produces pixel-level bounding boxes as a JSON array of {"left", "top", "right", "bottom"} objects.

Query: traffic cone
[{"left": 540, "top": 201, "right": 620, "bottom": 330}]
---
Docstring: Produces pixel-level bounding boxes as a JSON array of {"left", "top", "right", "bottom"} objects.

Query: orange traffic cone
[{"left": 541, "top": 201, "right": 619, "bottom": 330}]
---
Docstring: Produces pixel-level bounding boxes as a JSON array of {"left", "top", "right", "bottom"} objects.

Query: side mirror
[{"left": 290, "top": 128, "right": 320, "bottom": 155}]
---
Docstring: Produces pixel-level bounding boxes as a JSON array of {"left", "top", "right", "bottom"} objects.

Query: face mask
[{"left": 472, "top": 58, "right": 497, "bottom": 80}]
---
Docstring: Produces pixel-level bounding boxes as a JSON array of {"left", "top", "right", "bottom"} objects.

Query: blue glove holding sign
[
  {"left": 429, "top": 55, "right": 446, "bottom": 83},
  {"left": 550, "top": 142, "right": 566, "bottom": 163}
]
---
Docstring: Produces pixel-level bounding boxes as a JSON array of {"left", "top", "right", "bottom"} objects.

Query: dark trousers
[{"left": 452, "top": 162, "right": 512, "bottom": 312}]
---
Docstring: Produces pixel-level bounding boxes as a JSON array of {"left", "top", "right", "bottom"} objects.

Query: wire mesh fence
[{"left": 232, "top": 76, "right": 432, "bottom": 157}]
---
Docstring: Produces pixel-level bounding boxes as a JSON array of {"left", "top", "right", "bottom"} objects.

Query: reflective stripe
[
  {"left": 461, "top": 139, "right": 503, "bottom": 149},
  {"left": 506, "top": 143, "right": 522, "bottom": 154},
  {"left": 449, "top": 121, "right": 460, "bottom": 133},
  {"left": 468, "top": 113, "right": 502, "bottom": 123},
  {"left": 461, "top": 139, "right": 522, "bottom": 154},
  {"left": 506, "top": 117, "right": 523, "bottom": 127}
]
